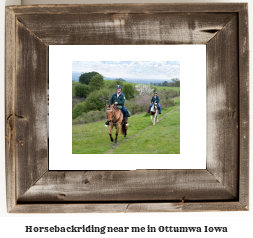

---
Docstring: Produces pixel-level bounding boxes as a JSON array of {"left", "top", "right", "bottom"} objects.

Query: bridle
[
  {"left": 152, "top": 102, "right": 158, "bottom": 111},
  {"left": 106, "top": 105, "right": 122, "bottom": 125}
]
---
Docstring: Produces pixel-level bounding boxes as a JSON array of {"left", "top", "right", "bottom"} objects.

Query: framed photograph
[
  {"left": 49, "top": 45, "right": 206, "bottom": 170},
  {"left": 5, "top": 3, "right": 249, "bottom": 213}
]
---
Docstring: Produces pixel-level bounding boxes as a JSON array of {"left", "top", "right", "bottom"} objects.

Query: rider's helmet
[
  {"left": 116, "top": 85, "right": 122, "bottom": 90},
  {"left": 154, "top": 92, "right": 157, "bottom": 94}
]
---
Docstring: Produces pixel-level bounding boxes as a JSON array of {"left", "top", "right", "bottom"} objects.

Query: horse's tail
[{"left": 121, "top": 123, "right": 127, "bottom": 136}]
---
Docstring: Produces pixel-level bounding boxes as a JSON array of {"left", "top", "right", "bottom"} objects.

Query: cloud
[{"left": 72, "top": 61, "right": 180, "bottom": 80}]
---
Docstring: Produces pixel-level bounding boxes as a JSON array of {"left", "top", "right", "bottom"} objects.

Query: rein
[
  {"left": 107, "top": 106, "right": 122, "bottom": 125},
  {"left": 113, "top": 110, "right": 122, "bottom": 125}
]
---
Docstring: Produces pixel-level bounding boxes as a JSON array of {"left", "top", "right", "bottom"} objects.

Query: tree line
[
  {"left": 72, "top": 71, "right": 180, "bottom": 123},
  {"left": 72, "top": 71, "right": 135, "bottom": 119},
  {"left": 150, "top": 78, "right": 180, "bottom": 87},
  {"left": 75, "top": 71, "right": 134, "bottom": 98}
]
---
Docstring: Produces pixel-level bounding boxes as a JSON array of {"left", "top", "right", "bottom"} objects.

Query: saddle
[{"left": 115, "top": 105, "right": 131, "bottom": 118}]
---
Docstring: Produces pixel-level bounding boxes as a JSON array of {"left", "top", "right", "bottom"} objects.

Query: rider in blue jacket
[{"left": 147, "top": 92, "right": 161, "bottom": 114}]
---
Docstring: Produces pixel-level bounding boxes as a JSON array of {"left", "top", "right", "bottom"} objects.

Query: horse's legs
[
  {"left": 114, "top": 124, "right": 120, "bottom": 145},
  {"left": 114, "top": 133, "right": 118, "bottom": 145},
  {"left": 123, "top": 119, "right": 128, "bottom": 137},
  {"left": 109, "top": 125, "right": 113, "bottom": 142},
  {"left": 151, "top": 115, "right": 153, "bottom": 123},
  {"left": 125, "top": 123, "right": 127, "bottom": 137}
]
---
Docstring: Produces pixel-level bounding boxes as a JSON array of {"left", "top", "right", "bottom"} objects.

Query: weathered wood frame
[{"left": 5, "top": 3, "right": 249, "bottom": 213}]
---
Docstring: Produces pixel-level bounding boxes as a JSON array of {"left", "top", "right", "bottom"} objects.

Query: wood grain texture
[
  {"left": 5, "top": 7, "right": 16, "bottom": 212},
  {"left": 16, "top": 13, "right": 236, "bottom": 45},
  {"left": 126, "top": 202, "right": 248, "bottom": 213},
  {"left": 5, "top": 3, "right": 249, "bottom": 213},
  {"left": 15, "top": 20, "right": 48, "bottom": 200},
  {"left": 18, "top": 170, "right": 236, "bottom": 202},
  {"left": 7, "top": 3, "right": 246, "bottom": 15},
  {"left": 10, "top": 202, "right": 247, "bottom": 213},
  {"left": 206, "top": 16, "right": 239, "bottom": 198},
  {"left": 238, "top": 4, "right": 249, "bottom": 209}
]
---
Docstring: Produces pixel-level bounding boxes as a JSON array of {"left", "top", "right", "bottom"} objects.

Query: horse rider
[
  {"left": 147, "top": 92, "right": 161, "bottom": 114},
  {"left": 105, "top": 85, "right": 128, "bottom": 126}
]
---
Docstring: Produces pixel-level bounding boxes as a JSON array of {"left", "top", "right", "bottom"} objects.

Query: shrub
[
  {"left": 75, "top": 84, "right": 90, "bottom": 97},
  {"left": 158, "top": 89, "right": 178, "bottom": 100},
  {"left": 123, "top": 84, "right": 135, "bottom": 99},
  {"left": 157, "top": 89, "right": 177, "bottom": 108},
  {"left": 89, "top": 74, "right": 105, "bottom": 92},
  {"left": 108, "top": 81, "right": 118, "bottom": 89},
  {"left": 135, "top": 84, "right": 154, "bottom": 96},
  {"left": 137, "top": 95, "right": 151, "bottom": 112},
  {"left": 124, "top": 95, "right": 150, "bottom": 114},
  {"left": 114, "top": 80, "right": 124, "bottom": 87},
  {"left": 72, "top": 101, "right": 88, "bottom": 119},
  {"left": 72, "top": 88, "right": 113, "bottom": 119},
  {"left": 85, "top": 88, "right": 113, "bottom": 111},
  {"left": 72, "top": 96, "right": 85, "bottom": 109},
  {"left": 150, "top": 86, "right": 157, "bottom": 93},
  {"left": 72, "top": 110, "right": 107, "bottom": 125}
]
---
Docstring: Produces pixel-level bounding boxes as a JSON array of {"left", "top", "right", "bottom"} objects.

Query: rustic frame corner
[{"left": 5, "top": 3, "right": 249, "bottom": 213}]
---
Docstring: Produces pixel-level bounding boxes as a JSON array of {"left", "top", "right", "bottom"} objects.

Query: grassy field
[
  {"left": 72, "top": 102, "right": 180, "bottom": 154},
  {"left": 154, "top": 85, "right": 180, "bottom": 92},
  {"left": 111, "top": 108, "right": 180, "bottom": 154},
  {"left": 72, "top": 79, "right": 180, "bottom": 154}
]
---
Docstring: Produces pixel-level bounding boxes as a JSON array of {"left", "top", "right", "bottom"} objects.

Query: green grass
[
  {"left": 73, "top": 111, "right": 154, "bottom": 154},
  {"left": 72, "top": 104, "right": 180, "bottom": 154},
  {"left": 172, "top": 96, "right": 180, "bottom": 106},
  {"left": 111, "top": 108, "right": 180, "bottom": 154},
  {"left": 154, "top": 85, "right": 180, "bottom": 92},
  {"left": 72, "top": 79, "right": 180, "bottom": 154}
]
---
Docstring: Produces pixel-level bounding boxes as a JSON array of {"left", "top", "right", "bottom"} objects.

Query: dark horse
[{"left": 105, "top": 104, "right": 128, "bottom": 145}]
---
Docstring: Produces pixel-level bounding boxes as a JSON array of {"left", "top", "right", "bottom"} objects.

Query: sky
[{"left": 72, "top": 61, "right": 180, "bottom": 80}]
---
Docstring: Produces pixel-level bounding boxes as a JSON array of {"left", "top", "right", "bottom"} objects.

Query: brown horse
[{"left": 105, "top": 104, "right": 128, "bottom": 145}]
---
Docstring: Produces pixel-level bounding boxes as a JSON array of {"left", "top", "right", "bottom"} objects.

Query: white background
[
  {"left": 0, "top": 0, "right": 252, "bottom": 237},
  {"left": 49, "top": 45, "right": 206, "bottom": 170}
]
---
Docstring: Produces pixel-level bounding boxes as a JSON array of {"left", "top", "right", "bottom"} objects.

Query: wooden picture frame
[{"left": 5, "top": 3, "right": 249, "bottom": 213}]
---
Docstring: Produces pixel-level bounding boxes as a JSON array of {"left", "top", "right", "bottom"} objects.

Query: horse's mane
[
  {"left": 107, "top": 105, "right": 120, "bottom": 112},
  {"left": 114, "top": 106, "right": 120, "bottom": 112}
]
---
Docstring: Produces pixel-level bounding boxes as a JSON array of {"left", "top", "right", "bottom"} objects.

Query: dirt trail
[{"left": 104, "top": 106, "right": 180, "bottom": 154}]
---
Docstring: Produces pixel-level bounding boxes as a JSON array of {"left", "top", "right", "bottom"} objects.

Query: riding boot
[
  {"left": 159, "top": 110, "right": 161, "bottom": 114},
  {"left": 147, "top": 109, "right": 150, "bottom": 113},
  {"left": 105, "top": 121, "right": 109, "bottom": 126}
]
